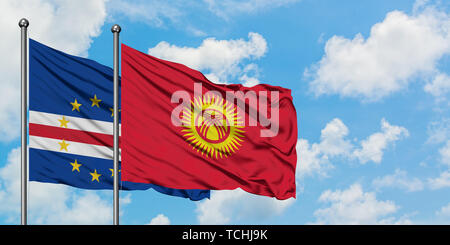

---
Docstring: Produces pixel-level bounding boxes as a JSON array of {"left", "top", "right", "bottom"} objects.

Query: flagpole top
[
  {"left": 111, "top": 24, "right": 121, "bottom": 33},
  {"left": 18, "top": 18, "right": 29, "bottom": 28}
]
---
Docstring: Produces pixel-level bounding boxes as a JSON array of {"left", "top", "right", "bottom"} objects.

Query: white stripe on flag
[
  {"left": 29, "top": 110, "right": 121, "bottom": 135},
  {"left": 29, "top": 135, "right": 121, "bottom": 161}
]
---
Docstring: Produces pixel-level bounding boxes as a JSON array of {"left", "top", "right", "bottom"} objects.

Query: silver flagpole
[
  {"left": 19, "top": 18, "right": 29, "bottom": 226},
  {"left": 111, "top": 24, "right": 121, "bottom": 226}
]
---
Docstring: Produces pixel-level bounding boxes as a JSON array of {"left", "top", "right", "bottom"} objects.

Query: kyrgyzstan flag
[{"left": 121, "top": 44, "right": 298, "bottom": 200}]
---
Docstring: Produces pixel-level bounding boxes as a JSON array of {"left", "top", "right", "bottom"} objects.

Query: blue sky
[{"left": 1, "top": 0, "right": 450, "bottom": 224}]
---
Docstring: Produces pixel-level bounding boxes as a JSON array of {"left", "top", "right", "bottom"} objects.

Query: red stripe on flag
[{"left": 29, "top": 123, "right": 114, "bottom": 147}]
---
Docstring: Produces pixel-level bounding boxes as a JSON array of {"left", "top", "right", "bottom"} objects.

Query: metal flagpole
[
  {"left": 111, "top": 24, "right": 121, "bottom": 226},
  {"left": 19, "top": 18, "right": 29, "bottom": 226}
]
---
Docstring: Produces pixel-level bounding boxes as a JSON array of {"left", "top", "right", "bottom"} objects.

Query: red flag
[{"left": 121, "top": 44, "right": 298, "bottom": 200}]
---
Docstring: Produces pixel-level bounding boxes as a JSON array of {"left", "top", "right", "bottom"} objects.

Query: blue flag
[{"left": 28, "top": 39, "right": 210, "bottom": 201}]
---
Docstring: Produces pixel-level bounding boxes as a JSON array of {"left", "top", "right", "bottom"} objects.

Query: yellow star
[
  {"left": 70, "top": 159, "right": 82, "bottom": 172},
  {"left": 109, "top": 168, "right": 121, "bottom": 177},
  {"left": 58, "top": 139, "right": 69, "bottom": 152},
  {"left": 70, "top": 99, "right": 82, "bottom": 112},
  {"left": 109, "top": 108, "right": 121, "bottom": 117},
  {"left": 90, "top": 169, "right": 101, "bottom": 182},
  {"left": 58, "top": 116, "right": 70, "bottom": 128},
  {"left": 90, "top": 94, "right": 102, "bottom": 108}
]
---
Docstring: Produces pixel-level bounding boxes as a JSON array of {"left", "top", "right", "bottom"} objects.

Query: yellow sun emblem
[{"left": 181, "top": 94, "right": 245, "bottom": 159}]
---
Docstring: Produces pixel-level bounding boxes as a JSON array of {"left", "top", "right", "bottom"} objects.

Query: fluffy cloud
[
  {"left": 297, "top": 118, "right": 408, "bottom": 178},
  {"left": 203, "top": 0, "right": 300, "bottom": 20},
  {"left": 108, "top": 0, "right": 301, "bottom": 36},
  {"left": 428, "top": 170, "right": 450, "bottom": 190},
  {"left": 438, "top": 140, "right": 450, "bottom": 166},
  {"left": 305, "top": 5, "right": 450, "bottom": 101},
  {"left": 318, "top": 118, "right": 353, "bottom": 157},
  {"left": 148, "top": 214, "right": 171, "bottom": 225},
  {"left": 107, "top": 0, "right": 182, "bottom": 28},
  {"left": 352, "top": 119, "right": 409, "bottom": 164},
  {"left": 195, "top": 189, "right": 295, "bottom": 225},
  {"left": 426, "top": 140, "right": 450, "bottom": 189},
  {"left": 148, "top": 32, "right": 267, "bottom": 85},
  {"left": 38, "top": 189, "right": 112, "bottom": 225},
  {"left": 296, "top": 118, "right": 351, "bottom": 178},
  {"left": 427, "top": 118, "right": 450, "bottom": 144},
  {"left": 296, "top": 139, "right": 333, "bottom": 178},
  {"left": 0, "top": 0, "right": 107, "bottom": 142},
  {"left": 0, "top": 148, "right": 23, "bottom": 220},
  {"left": 372, "top": 169, "right": 424, "bottom": 192},
  {"left": 436, "top": 202, "right": 450, "bottom": 217},
  {"left": 0, "top": 147, "right": 114, "bottom": 224},
  {"left": 424, "top": 72, "right": 450, "bottom": 99},
  {"left": 312, "top": 184, "right": 411, "bottom": 224},
  {"left": 426, "top": 124, "right": 450, "bottom": 191}
]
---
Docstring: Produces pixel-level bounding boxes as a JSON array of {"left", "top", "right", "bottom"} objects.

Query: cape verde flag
[{"left": 28, "top": 39, "right": 210, "bottom": 201}]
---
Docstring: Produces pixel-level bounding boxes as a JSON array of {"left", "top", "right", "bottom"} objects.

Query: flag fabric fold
[
  {"left": 121, "top": 44, "right": 297, "bottom": 200},
  {"left": 29, "top": 39, "right": 210, "bottom": 201}
]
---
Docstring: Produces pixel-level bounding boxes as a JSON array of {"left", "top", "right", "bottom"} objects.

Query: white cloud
[
  {"left": 203, "top": 0, "right": 300, "bottom": 20},
  {"left": 312, "top": 183, "right": 411, "bottom": 224},
  {"left": 240, "top": 74, "right": 260, "bottom": 87},
  {"left": 195, "top": 189, "right": 294, "bottom": 224},
  {"left": 0, "top": 148, "right": 22, "bottom": 219},
  {"left": 0, "top": 0, "right": 107, "bottom": 142},
  {"left": 148, "top": 214, "right": 171, "bottom": 225},
  {"left": 352, "top": 119, "right": 409, "bottom": 164},
  {"left": 296, "top": 118, "right": 351, "bottom": 178},
  {"left": 318, "top": 118, "right": 353, "bottom": 157},
  {"left": 438, "top": 140, "right": 450, "bottom": 166},
  {"left": 297, "top": 118, "right": 408, "bottom": 178},
  {"left": 41, "top": 189, "right": 112, "bottom": 225},
  {"left": 0, "top": 147, "right": 115, "bottom": 224},
  {"left": 109, "top": 0, "right": 299, "bottom": 26},
  {"left": 413, "top": 0, "right": 431, "bottom": 13},
  {"left": 305, "top": 6, "right": 450, "bottom": 101},
  {"left": 436, "top": 202, "right": 450, "bottom": 217},
  {"left": 428, "top": 170, "right": 450, "bottom": 190},
  {"left": 296, "top": 139, "right": 333, "bottom": 178},
  {"left": 108, "top": 0, "right": 298, "bottom": 36},
  {"left": 376, "top": 214, "right": 415, "bottom": 225},
  {"left": 427, "top": 118, "right": 450, "bottom": 144},
  {"left": 372, "top": 169, "right": 424, "bottom": 192},
  {"left": 424, "top": 72, "right": 450, "bottom": 99},
  {"left": 239, "top": 63, "right": 261, "bottom": 87},
  {"left": 107, "top": 0, "right": 182, "bottom": 28},
  {"left": 148, "top": 32, "right": 267, "bottom": 84}
]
